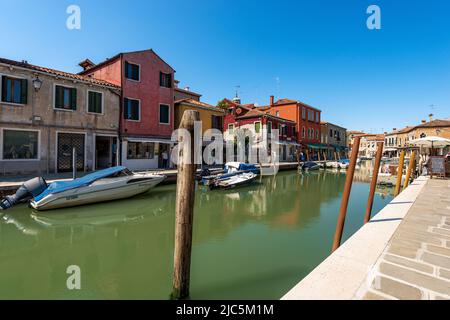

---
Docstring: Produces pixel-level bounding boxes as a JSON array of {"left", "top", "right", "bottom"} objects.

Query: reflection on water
[{"left": 0, "top": 168, "right": 393, "bottom": 299}]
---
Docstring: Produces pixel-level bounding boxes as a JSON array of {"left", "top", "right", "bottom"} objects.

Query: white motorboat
[
  {"left": 210, "top": 172, "right": 258, "bottom": 190},
  {"left": 1, "top": 167, "right": 165, "bottom": 211}
]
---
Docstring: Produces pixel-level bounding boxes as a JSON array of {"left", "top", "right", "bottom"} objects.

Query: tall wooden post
[
  {"left": 403, "top": 151, "right": 416, "bottom": 191},
  {"left": 172, "top": 110, "right": 199, "bottom": 300},
  {"left": 332, "top": 136, "right": 361, "bottom": 252},
  {"left": 394, "top": 151, "right": 405, "bottom": 197},
  {"left": 364, "top": 142, "right": 383, "bottom": 224}
]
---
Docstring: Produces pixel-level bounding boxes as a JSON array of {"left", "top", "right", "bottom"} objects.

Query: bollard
[
  {"left": 332, "top": 136, "right": 361, "bottom": 252},
  {"left": 394, "top": 151, "right": 405, "bottom": 197},
  {"left": 172, "top": 110, "right": 199, "bottom": 300},
  {"left": 403, "top": 151, "right": 416, "bottom": 191},
  {"left": 364, "top": 142, "right": 383, "bottom": 224}
]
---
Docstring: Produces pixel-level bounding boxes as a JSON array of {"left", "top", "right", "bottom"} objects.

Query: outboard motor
[{"left": 0, "top": 177, "right": 48, "bottom": 210}]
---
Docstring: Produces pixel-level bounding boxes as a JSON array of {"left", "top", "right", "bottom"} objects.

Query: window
[
  {"left": 228, "top": 124, "right": 235, "bottom": 134},
  {"left": 124, "top": 98, "right": 140, "bottom": 121},
  {"left": 159, "top": 104, "right": 170, "bottom": 124},
  {"left": 302, "top": 127, "right": 306, "bottom": 138},
  {"left": 276, "top": 111, "right": 280, "bottom": 117},
  {"left": 316, "top": 112, "right": 320, "bottom": 123},
  {"left": 125, "top": 61, "right": 140, "bottom": 81},
  {"left": 55, "top": 85, "right": 77, "bottom": 110},
  {"left": 160, "top": 72, "right": 172, "bottom": 88},
  {"left": 292, "top": 126, "right": 296, "bottom": 137},
  {"left": 2, "top": 129, "right": 38, "bottom": 159},
  {"left": 211, "top": 115, "right": 223, "bottom": 130},
  {"left": 254, "top": 121, "right": 261, "bottom": 134},
  {"left": 127, "top": 142, "right": 154, "bottom": 159},
  {"left": 316, "top": 129, "right": 319, "bottom": 139},
  {"left": 1, "top": 76, "right": 27, "bottom": 104},
  {"left": 88, "top": 91, "right": 103, "bottom": 114},
  {"left": 302, "top": 107, "right": 306, "bottom": 119},
  {"left": 330, "top": 129, "right": 333, "bottom": 137},
  {"left": 267, "top": 121, "right": 272, "bottom": 134}
]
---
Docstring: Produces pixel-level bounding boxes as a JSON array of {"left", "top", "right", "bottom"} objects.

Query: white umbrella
[{"left": 409, "top": 136, "right": 450, "bottom": 155}]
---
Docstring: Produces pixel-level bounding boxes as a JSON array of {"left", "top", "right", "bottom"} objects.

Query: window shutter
[
  {"left": 124, "top": 98, "right": 129, "bottom": 119},
  {"left": 70, "top": 88, "right": 77, "bottom": 110},
  {"left": 55, "top": 86, "right": 63, "bottom": 108},
  {"left": 1, "top": 76, "right": 6, "bottom": 102},
  {"left": 21, "top": 79, "right": 28, "bottom": 104},
  {"left": 125, "top": 62, "right": 130, "bottom": 78}
]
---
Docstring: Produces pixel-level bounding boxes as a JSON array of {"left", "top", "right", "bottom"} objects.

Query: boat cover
[{"left": 34, "top": 166, "right": 127, "bottom": 202}]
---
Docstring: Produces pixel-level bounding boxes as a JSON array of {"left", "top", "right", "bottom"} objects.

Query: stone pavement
[{"left": 360, "top": 179, "right": 450, "bottom": 300}]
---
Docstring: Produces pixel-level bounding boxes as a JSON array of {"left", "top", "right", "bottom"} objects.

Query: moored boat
[
  {"left": 209, "top": 172, "right": 258, "bottom": 190},
  {"left": 1, "top": 166, "right": 165, "bottom": 211}
]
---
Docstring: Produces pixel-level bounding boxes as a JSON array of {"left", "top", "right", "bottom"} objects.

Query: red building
[
  {"left": 222, "top": 98, "right": 298, "bottom": 162},
  {"left": 79, "top": 49, "right": 175, "bottom": 169},
  {"left": 262, "top": 97, "right": 323, "bottom": 160}
]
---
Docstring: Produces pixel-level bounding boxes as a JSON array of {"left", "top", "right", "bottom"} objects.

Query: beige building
[
  {"left": 320, "top": 122, "right": 347, "bottom": 159},
  {"left": 358, "top": 134, "right": 385, "bottom": 158},
  {"left": 0, "top": 58, "right": 121, "bottom": 175}
]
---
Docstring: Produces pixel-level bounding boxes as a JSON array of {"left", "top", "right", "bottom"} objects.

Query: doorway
[
  {"left": 95, "top": 136, "right": 118, "bottom": 170},
  {"left": 57, "top": 133, "right": 85, "bottom": 172}
]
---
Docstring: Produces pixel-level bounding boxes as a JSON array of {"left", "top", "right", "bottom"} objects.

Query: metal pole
[
  {"left": 403, "top": 151, "right": 416, "bottom": 191},
  {"left": 364, "top": 142, "right": 383, "bottom": 224},
  {"left": 394, "top": 151, "right": 405, "bottom": 197},
  {"left": 332, "top": 136, "right": 361, "bottom": 252},
  {"left": 172, "top": 110, "right": 199, "bottom": 300},
  {"left": 72, "top": 147, "right": 76, "bottom": 180}
]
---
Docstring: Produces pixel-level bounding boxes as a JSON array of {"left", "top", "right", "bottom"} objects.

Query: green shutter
[
  {"left": 124, "top": 98, "right": 129, "bottom": 119},
  {"left": 55, "top": 86, "right": 63, "bottom": 108},
  {"left": 1, "top": 76, "right": 6, "bottom": 102},
  {"left": 70, "top": 88, "right": 77, "bottom": 110},
  {"left": 20, "top": 79, "right": 28, "bottom": 104}
]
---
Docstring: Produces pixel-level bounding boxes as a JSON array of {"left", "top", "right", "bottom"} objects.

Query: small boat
[
  {"left": 201, "top": 162, "right": 259, "bottom": 186},
  {"left": 301, "top": 162, "right": 321, "bottom": 171},
  {"left": 209, "top": 172, "right": 258, "bottom": 190},
  {"left": 338, "top": 159, "right": 350, "bottom": 169},
  {"left": 0, "top": 166, "right": 165, "bottom": 211}
]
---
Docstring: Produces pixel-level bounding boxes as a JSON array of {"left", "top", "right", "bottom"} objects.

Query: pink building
[{"left": 79, "top": 49, "right": 175, "bottom": 169}]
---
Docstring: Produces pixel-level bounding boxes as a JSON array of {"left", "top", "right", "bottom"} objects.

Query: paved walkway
[{"left": 359, "top": 178, "right": 450, "bottom": 300}]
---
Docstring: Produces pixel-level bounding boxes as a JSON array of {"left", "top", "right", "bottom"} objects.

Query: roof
[
  {"left": 0, "top": 57, "right": 120, "bottom": 89},
  {"left": 78, "top": 49, "right": 175, "bottom": 75},
  {"left": 236, "top": 107, "right": 296, "bottom": 124},
  {"left": 415, "top": 119, "right": 450, "bottom": 128},
  {"left": 175, "top": 99, "right": 224, "bottom": 113},
  {"left": 273, "top": 98, "right": 322, "bottom": 112},
  {"left": 174, "top": 87, "right": 202, "bottom": 97},
  {"left": 364, "top": 134, "right": 385, "bottom": 141},
  {"left": 320, "top": 121, "right": 347, "bottom": 130}
]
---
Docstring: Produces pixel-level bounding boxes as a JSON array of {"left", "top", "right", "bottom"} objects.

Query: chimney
[
  {"left": 428, "top": 113, "right": 433, "bottom": 122},
  {"left": 393, "top": 128, "right": 397, "bottom": 131},
  {"left": 270, "top": 95, "right": 274, "bottom": 107},
  {"left": 421, "top": 120, "right": 426, "bottom": 124},
  {"left": 184, "top": 86, "right": 190, "bottom": 91},
  {"left": 78, "top": 59, "right": 95, "bottom": 71},
  {"left": 174, "top": 80, "right": 180, "bottom": 88}
]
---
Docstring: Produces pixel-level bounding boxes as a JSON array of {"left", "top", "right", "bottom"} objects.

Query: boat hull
[{"left": 30, "top": 175, "right": 165, "bottom": 211}]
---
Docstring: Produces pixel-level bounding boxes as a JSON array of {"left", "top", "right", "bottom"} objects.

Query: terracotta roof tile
[{"left": 0, "top": 57, "right": 120, "bottom": 89}]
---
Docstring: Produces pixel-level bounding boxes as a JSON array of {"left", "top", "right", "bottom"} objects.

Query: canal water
[{"left": 0, "top": 166, "right": 393, "bottom": 299}]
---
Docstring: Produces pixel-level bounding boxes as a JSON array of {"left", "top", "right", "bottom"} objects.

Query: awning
[
  {"left": 125, "top": 137, "right": 174, "bottom": 144},
  {"left": 384, "top": 148, "right": 398, "bottom": 152},
  {"left": 276, "top": 141, "right": 301, "bottom": 146},
  {"left": 307, "top": 143, "right": 327, "bottom": 150}
]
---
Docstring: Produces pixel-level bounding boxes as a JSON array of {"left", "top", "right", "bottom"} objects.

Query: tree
[{"left": 217, "top": 99, "right": 229, "bottom": 110}]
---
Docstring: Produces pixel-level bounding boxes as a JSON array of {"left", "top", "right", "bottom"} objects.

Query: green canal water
[{"left": 0, "top": 168, "right": 393, "bottom": 299}]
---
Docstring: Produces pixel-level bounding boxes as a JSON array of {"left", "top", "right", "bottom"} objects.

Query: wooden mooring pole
[
  {"left": 332, "top": 136, "right": 361, "bottom": 252},
  {"left": 403, "top": 151, "right": 416, "bottom": 191},
  {"left": 172, "top": 110, "right": 199, "bottom": 300},
  {"left": 394, "top": 150, "right": 405, "bottom": 197},
  {"left": 364, "top": 142, "right": 384, "bottom": 224}
]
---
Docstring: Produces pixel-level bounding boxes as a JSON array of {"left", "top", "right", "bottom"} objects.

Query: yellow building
[{"left": 174, "top": 98, "right": 224, "bottom": 133}]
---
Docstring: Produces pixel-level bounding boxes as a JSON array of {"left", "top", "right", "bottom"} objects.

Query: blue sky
[{"left": 1, "top": 0, "right": 449, "bottom": 132}]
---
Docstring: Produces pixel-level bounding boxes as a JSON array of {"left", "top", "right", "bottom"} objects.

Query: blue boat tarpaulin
[{"left": 34, "top": 166, "right": 127, "bottom": 202}]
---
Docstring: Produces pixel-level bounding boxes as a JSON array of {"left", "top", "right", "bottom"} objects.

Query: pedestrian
[{"left": 162, "top": 150, "right": 169, "bottom": 169}]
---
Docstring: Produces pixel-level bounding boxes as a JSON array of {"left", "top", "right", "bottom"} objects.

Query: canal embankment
[
  {"left": 0, "top": 162, "right": 304, "bottom": 197},
  {"left": 282, "top": 176, "right": 450, "bottom": 300}
]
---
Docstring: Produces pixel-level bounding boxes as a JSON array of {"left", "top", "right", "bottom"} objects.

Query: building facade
[
  {"left": 79, "top": 49, "right": 175, "bottom": 170},
  {"left": 320, "top": 122, "right": 347, "bottom": 160},
  {"left": 222, "top": 99, "right": 298, "bottom": 162},
  {"left": 358, "top": 134, "right": 385, "bottom": 158},
  {"left": 0, "top": 58, "right": 121, "bottom": 175}
]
